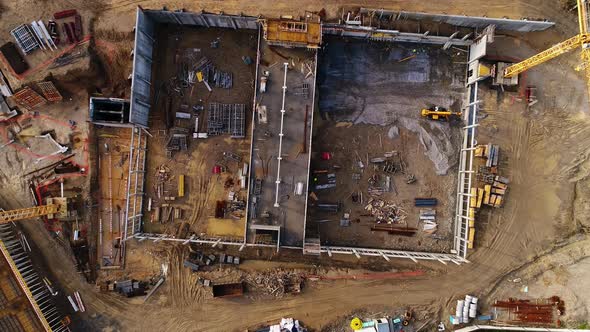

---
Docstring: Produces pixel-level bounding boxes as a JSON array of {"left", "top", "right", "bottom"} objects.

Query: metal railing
[
  {"left": 453, "top": 82, "right": 480, "bottom": 258},
  {"left": 123, "top": 127, "right": 148, "bottom": 263},
  {"left": 321, "top": 245, "right": 468, "bottom": 265}
]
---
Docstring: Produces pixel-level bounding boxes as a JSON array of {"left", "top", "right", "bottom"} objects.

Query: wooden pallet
[
  {"left": 12, "top": 87, "right": 46, "bottom": 109},
  {"left": 36, "top": 81, "right": 62, "bottom": 102}
]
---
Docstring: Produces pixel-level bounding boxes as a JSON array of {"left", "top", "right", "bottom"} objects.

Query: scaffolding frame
[
  {"left": 10, "top": 24, "right": 40, "bottom": 54},
  {"left": 320, "top": 246, "right": 468, "bottom": 264},
  {"left": 122, "top": 127, "right": 147, "bottom": 263},
  {"left": 207, "top": 103, "right": 246, "bottom": 138},
  {"left": 453, "top": 82, "right": 479, "bottom": 258}
]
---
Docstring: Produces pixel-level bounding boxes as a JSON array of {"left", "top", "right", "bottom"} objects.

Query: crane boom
[
  {"left": 0, "top": 204, "right": 60, "bottom": 224},
  {"left": 504, "top": 34, "right": 590, "bottom": 78}
]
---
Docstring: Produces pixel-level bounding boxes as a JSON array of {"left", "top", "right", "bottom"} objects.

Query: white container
[
  {"left": 469, "top": 307, "right": 477, "bottom": 318},
  {"left": 457, "top": 300, "right": 465, "bottom": 310},
  {"left": 471, "top": 297, "right": 479, "bottom": 304},
  {"left": 295, "top": 182, "right": 304, "bottom": 195},
  {"left": 465, "top": 295, "right": 473, "bottom": 303}
]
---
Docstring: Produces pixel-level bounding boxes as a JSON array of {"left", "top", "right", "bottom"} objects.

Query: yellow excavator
[{"left": 421, "top": 106, "right": 462, "bottom": 121}]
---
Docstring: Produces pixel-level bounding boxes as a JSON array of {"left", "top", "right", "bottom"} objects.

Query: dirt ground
[
  {"left": 1, "top": 0, "right": 590, "bottom": 332},
  {"left": 96, "top": 126, "right": 132, "bottom": 268},
  {"left": 309, "top": 124, "right": 457, "bottom": 252},
  {"left": 309, "top": 39, "right": 464, "bottom": 252},
  {"left": 141, "top": 26, "right": 257, "bottom": 240}
]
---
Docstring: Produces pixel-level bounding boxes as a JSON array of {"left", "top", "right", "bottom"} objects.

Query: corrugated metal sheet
[
  {"left": 322, "top": 24, "right": 472, "bottom": 46},
  {"left": 145, "top": 10, "right": 258, "bottom": 30},
  {"left": 360, "top": 8, "right": 554, "bottom": 32},
  {"left": 129, "top": 8, "right": 155, "bottom": 127}
]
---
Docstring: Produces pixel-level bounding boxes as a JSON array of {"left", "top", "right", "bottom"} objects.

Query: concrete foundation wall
[
  {"left": 322, "top": 24, "right": 473, "bottom": 45},
  {"left": 361, "top": 8, "right": 555, "bottom": 32},
  {"left": 144, "top": 10, "right": 258, "bottom": 29},
  {"left": 129, "top": 8, "right": 156, "bottom": 127}
]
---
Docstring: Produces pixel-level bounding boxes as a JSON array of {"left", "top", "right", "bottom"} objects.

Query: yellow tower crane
[
  {"left": 503, "top": 0, "right": 590, "bottom": 96},
  {"left": 0, "top": 204, "right": 61, "bottom": 224}
]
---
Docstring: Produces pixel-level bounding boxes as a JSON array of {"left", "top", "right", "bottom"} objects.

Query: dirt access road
[{"left": 2, "top": 0, "right": 590, "bottom": 331}]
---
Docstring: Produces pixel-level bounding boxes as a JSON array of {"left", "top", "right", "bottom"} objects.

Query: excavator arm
[
  {"left": 504, "top": 34, "right": 590, "bottom": 78},
  {"left": 0, "top": 204, "right": 60, "bottom": 224}
]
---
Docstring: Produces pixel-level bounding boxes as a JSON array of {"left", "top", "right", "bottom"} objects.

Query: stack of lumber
[
  {"left": 471, "top": 176, "right": 509, "bottom": 209},
  {"left": 474, "top": 144, "right": 500, "bottom": 169}
]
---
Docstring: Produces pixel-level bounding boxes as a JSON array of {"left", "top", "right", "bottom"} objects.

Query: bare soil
[
  {"left": 0, "top": 1, "right": 589, "bottom": 331},
  {"left": 141, "top": 26, "right": 257, "bottom": 240}
]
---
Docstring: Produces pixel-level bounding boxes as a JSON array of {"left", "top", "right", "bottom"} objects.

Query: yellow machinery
[
  {"left": 421, "top": 106, "right": 462, "bottom": 121},
  {"left": 350, "top": 317, "right": 363, "bottom": 330},
  {"left": 0, "top": 204, "right": 60, "bottom": 224},
  {"left": 503, "top": 0, "right": 590, "bottom": 95}
]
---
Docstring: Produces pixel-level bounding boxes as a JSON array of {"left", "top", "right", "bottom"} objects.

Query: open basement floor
[{"left": 307, "top": 37, "right": 467, "bottom": 252}]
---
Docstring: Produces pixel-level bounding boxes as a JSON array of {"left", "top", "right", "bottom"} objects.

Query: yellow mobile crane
[
  {"left": 421, "top": 106, "right": 462, "bottom": 121},
  {"left": 503, "top": 0, "right": 590, "bottom": 96}
]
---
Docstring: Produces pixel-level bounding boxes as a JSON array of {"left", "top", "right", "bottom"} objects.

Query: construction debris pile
[
  {"left": 243, "top": 270, "right": 303, "bottom": 298},
  {"left": 183, "top": 251, "right": 241, "bottom": 272},
  {"left": 150, "top": 164, "right": 187, "bottom": 224},
  {"left": 492, "top": 297, "right": 565, "bottom": 325},
  {"left": 112, "top": 279, "right": 148, "bottom": 298},
  {"left": 177, "top": 52, "right": 233, "bottom": 92},
  {"left": 155, "top": 46, "right": 246, "bottom": 157},
  {"left": 364, "top": 198, "right": 406, "bottom": 224}
]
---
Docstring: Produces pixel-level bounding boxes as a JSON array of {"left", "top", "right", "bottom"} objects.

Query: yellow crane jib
[
  {"left": 503, "top": 34, "right": 590, "bottom": 78},
  {"left": 0, "top": 204, "right": 60, "bottom": 224}
]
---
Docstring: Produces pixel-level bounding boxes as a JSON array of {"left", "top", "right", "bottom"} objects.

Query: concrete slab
[{"left": 249, "top": 44, "right": 315, "bottom": 247}]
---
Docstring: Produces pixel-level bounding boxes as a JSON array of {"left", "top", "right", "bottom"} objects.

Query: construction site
[{"left": 2, "top": 0, "right": 590, "bottom": 331}]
